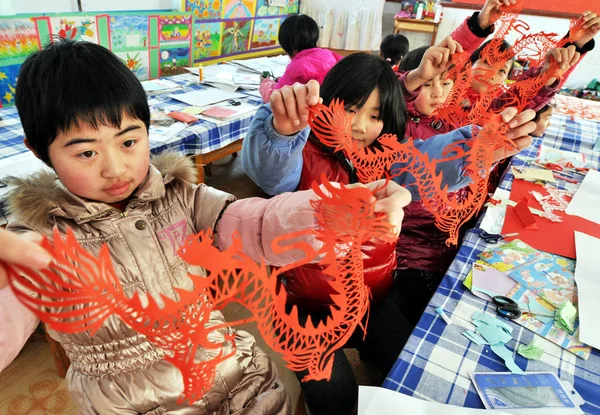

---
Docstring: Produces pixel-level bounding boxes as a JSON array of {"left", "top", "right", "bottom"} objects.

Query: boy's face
[
  {"left": 531, "top": 107, "right": 554, "bottom": 137},
  {"left": 346, "top": 89, "right": 385, "bottom": 149},
  {"left": 414, "top": 73, "right": 454, "bottom": 116},
  {"left": 471, "top": 58, "right": 512, "bottom": 93},
  {"left": 43, "top": 115, "right": 150, "bottom": 204}
]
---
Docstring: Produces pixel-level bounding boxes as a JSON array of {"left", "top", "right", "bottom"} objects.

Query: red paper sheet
[{"left": 502, "top": 179, "right": 600, "bottom": 258}]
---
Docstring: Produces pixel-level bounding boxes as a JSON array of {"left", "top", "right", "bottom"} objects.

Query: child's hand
[
  {"left": 0, "top": 229, "right": 52, "bottom": 289},
  {"left": 270, "top": 80, "right": 322, "bottom": 136},
  {"left": 407, "top": 37, "right": 463, "bottom": 91},
  {"left": 542, "top": 46, "right": 581, "bottom": 86},
  {"left": 574, "top": 11, "right": 600, "bottom": 48},
  {"left": 492, "top": 107, "right": 536, "bottom": 162},
  {"left": 478, "top": 0, "right": 517, "bottom": 29}
]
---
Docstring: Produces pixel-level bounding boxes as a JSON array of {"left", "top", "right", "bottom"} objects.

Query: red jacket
[{"left": 279, "top": 138, "right": 396, "bottom": 310}]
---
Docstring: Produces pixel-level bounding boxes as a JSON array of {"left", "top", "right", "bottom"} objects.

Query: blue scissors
[
  {"left": 493, "top": 296, "right": 522, "bottom": 319},
  {"left": 227, "top": 99, "right": 241, "bottom": 106},
  {"left": 478, "top": 230, "right": 519, "bottom": 244}
]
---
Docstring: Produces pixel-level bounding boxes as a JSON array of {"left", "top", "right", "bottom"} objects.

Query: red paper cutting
[
  {"left": 514, "top": 198, "right": 538, "bottom": 230},
  {"left": 6, "top": 178, "right": 394, "bottom": 404},
  {"left": 502, "top": 179, "right": 600, "bottom": 258}
]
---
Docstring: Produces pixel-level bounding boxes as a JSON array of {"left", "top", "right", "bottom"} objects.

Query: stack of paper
[
  {"left": 565, "top": 169, "right": 600, "bottom": 225},
  {"left": 186, "top": 65, "right": 260, "bottom": 91},
  {"left": 230, "top": 55, "right": 290, "bottom": 78},
  {"left": 574, "top": 231, "right": 600, "bottom": 351},
  {"left": 169, "top": 88, "right": 245, "bottom": 107},
  {"left": 141, "top": 79, "right": 182, "bottom": 94}
]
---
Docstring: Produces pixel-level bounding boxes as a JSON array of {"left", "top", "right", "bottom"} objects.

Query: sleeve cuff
[
  {"left": 264, "top": 114, "right": 307, "bottom": 147},
  {"left": 564, "top": 33, "right": 595, "bottom": 54},
  {"left": 467, "top": 12, "right": 495, "bottom": 38}
]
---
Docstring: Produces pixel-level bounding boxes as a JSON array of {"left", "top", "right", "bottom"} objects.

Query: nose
[
  {"left": 351, "top": 111, "right": 367, "bottom": 134},
  {"left": 431, "top": 81, "right": 443, "bottom": 98},
  {"left": 101, "top": 150, "right": 127, "bottom": 179}
]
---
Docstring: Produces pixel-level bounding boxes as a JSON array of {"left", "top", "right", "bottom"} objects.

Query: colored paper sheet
[
  {"left": 517, "top": 340, "right": 544, "bottom": 360},
  {"left": 565, "top": 169, "right": 600, "bottom": 225},
  {"left": 573, "top": 232, "right": 600, "bottom": 351},
  {"left": 470, "top": 261, "right": 516, "bottom": 301}
]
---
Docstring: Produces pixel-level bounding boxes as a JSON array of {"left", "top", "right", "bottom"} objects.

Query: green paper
[
  {"left": 555, "top": 301, "right": 577, "bottom": 334},
  {"left": 491, "top": 343, "right": 524, "bottom": 374},
  {"left": 463, "top": 330, "right": 488, "bottom": 346},
  {"left": 517, "top": 340, "right": 545, "bottom": 360},
  {"left": 473, "top": 312, "right": 513, "bottom": 334},
  {"left": 464, "top": 269, "right": 473, "bottom": 291}
]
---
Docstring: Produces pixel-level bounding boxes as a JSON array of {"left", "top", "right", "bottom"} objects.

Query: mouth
[{"left": 103, "top": 181, "right": 131, "bottom": 197}]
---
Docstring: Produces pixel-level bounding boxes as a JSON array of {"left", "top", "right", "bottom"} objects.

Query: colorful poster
[
  {"left": 110, "top": 15, "right": 149, "bottom": 51},
  {"left": 50, "top": 17, "right": 98, "bottom": 43},
  {"left": 286, "top": 0, "right": 299, "bottom": 14},
  {"left": 251, "top": 18, "right": 278, "bottom": 49},
  {"left": 255, "top": 0, "right": 284, "bottom": 17},
  {"left": 222, "top": 20, "right": 251, "bottom": 54},
  {"left": 0, "top": 18, "right": 39, "bottom": 61},
  {"left": 222, "top": 0, "right": 256, "bottom": 19},
  {"left": 159, "top": 15, "right": 192, "bottom": 45},
  {"left": 187, "top": 0, "right": 222, "bottom": 20},
  {"left": 115, "top": 51, "right": 150, "bottom": 81},
  {"left": 160, "top": 47, "right": 190, "bottom": 76},
  {"left": 193, "top": 21, "right": 222, "bottom": 62},
  {"left": 0, "top": 63, "right": 20, "bottom": 107}
]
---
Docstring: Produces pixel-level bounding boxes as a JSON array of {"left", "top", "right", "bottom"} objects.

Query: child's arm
[
  {"left": 259, "top": 77, "right": 277, "bottom": 103},
  {"left": 404, "top": 37, "right": 464, "bottom": 92}
]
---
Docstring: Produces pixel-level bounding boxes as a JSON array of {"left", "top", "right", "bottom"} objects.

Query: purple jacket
[{"left": 260, "top": 48, "right": 343, "bottom": 102}]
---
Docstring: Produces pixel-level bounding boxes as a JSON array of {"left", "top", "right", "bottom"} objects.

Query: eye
[
  {"left": 123, "top": 139, "right": 136, "bottom": 148},
  {"left": 79, "top": 150, "right": 96, "bottom": 159},
  {"left": 423, "top": 82, "right": 432, "bottom": 87},
  {"left": 346, "top": 108, "right": 357, "bottom": 114},
  {"left": 500, "top": 69, "right": 506, "bottom": 75},
  {"left": 443, "top": 81, "right": 452, "bottom": 86}
]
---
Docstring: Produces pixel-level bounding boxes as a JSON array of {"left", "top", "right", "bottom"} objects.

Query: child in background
[
  {"left": 379, "top": 33, "right": 409, "bottom": 70},
  {"left": 531, "top": 101, "right": 555, "bottom": 137},
  {"left": 0, "top": 39, "right": 410, "bottom": 414},
  {"left": 242, "top": 52, "right": 536, "bottom": 414},
  {"left": 259, "top": 14, "right": 342, "bottom": 102}
]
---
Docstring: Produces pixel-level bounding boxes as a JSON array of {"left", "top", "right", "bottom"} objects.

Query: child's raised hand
[
  {"left": 270, "top": 80, "right": 322, "bottom": 136},
  {"left": 407, "top": 37, "right": 463, "bottom": 91},
  {"left": 492, "top": 107, "right": 536, "bottom": 161},
  {"left": 478, "top": 0, "right": 517, "bottom": 29},
  {"left": 0, "top": 229, "right": 52, "bottom": 289},
  {"left": 542, "top": 46, "right": 581, "bottom": 86},
  {"left": 574, "top": 11, "right": 600, "bottom": 48}
]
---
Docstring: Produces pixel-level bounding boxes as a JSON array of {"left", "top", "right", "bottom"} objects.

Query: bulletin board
[{"left": 445, "top": 0, "right": 588, "bottom": 15}]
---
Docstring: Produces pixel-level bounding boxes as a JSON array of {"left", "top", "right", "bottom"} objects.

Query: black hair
[
  {"left": 398, "top": 46, "right": 429, "bottom": 72},
  {"left": 15, "top": 38, "right": 150, "bottom": 166},
  {"left": 533, "top": 101, "right": 556, "bottom": 122},
  {"left": 321, "top": 53, "right": 406, "bottom": 139},
  {"left": 278, "top": 14, "right": 319, "bottom": 57},
  {"left": 380, "top": 34, "right": 409, "bottom": 66},
  {"left": 470, "top": 39, "right": 516, "bottom": 73}
]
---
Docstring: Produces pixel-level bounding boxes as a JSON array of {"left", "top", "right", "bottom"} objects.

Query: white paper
[
  {"left": 268, "top": 0, "right": 287, "bottom": 6},
  {"left": 565, "top": 169, "right": 600, "bottom": 225},
  {"left": 169, "top": 88, "right": 245, "bottom": 107},
  {"left": 0, "top": 152, "right": 50, "bottom": 199},
  {"left": 574, "top": 231, "right": 600, "bottom": 350},
  {"left": 148, "top": 122, "right": 188, "bottom": 143},
  {"left": 358, "top": 386, "right": 512, "bottom": 415},
  {"left": 230, "top": 55, "right": 290, "bottom": 78},
  {"left": 141, "top": 79, "right": 181, "bottom": 93}
]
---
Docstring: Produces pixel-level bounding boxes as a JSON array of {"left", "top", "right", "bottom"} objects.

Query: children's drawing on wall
[
  {"left": 110, "top": 15, "right": 149, "bottom": 51},
  {"left": 222, "top": 0, "right": 256, "bottom": 19},
  {"left": 222, "top": 20, "right": 251, "bottom": 54},
  {"left": 0, "top": 18, "right": 39, "bottom": 61},
  {"left": 187, "top": 0, "right": 222, "bottom": 20},
  {"left": 115, "top": 51, "right": 150, "bottom": 80},
  {"left": 251, "top": 18, "right": 279, "bottom": 49},
  {"left": 285, "top": 0, "right": 299, "bottom": 14},
  {"left": 255, "top": 0, "right": 283, "bottom": 17},
  {"left": 193, "top": 21, "right": 222, "bottom": 62},
  {"left": 0, "top": 63, "right": 20, "bottom": 108},
  {"left": 160, "top": 47, "right": 190, "bottom": 76},
  {"left": 159, "top": 16, "right": 192, "bottom": 44},
  {"left": 51, "top": 17, "right": 98, "bottom": 43}
]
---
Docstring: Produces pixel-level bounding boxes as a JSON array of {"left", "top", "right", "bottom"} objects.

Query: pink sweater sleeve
[
  {"left": 216, "top": 190, "right": 323, "bottom": 267},
  {"left": 396, "top": 70, "right": 421, "bottom": 102},
  {"left": 259, "top": 78, "right": 277, "bottom": 103},
  {"left": 0, "top": 286, "right": 38, "bottom": 372}
]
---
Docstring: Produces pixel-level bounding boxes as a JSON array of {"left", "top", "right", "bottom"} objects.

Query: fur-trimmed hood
[{"left": 6, "top": 152, "right": 197, "bottom": 229}]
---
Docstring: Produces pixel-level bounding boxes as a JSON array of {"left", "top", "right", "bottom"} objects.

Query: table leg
[
  {"left": 193, "top": 154, "right": 205, "bottom": 184},
  {"left": 431, "top": 25, "right": 439, "bottom": 45}
]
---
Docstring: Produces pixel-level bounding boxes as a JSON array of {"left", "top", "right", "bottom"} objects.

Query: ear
[{"left": 23, "top": 138, "right": 40, "bottom": 159}]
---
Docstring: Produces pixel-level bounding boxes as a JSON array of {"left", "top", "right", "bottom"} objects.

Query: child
[
  {"left": 242, "top": 52, "right": 536, "bottom": 414},
  {"left": 259, "top": 14, "right": 342, "bottom": 103},
  {"left": 0, "top": 39, "right": 410, "bottom": 414},
  {"left": 379, "top": 33, "right": 409, "bottom": 70},
  {"left": 531, "top": 101, "right": 555, "bottom": 137}
]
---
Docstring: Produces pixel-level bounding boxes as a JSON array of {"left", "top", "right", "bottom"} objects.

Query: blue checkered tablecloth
[{"left": 383, "top": 113, "right": 600, "bottom": 414}]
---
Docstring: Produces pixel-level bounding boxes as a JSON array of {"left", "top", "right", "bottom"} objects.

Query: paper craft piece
[
  {"left": 554, "top": 93, "right": 600, "bottom": 121},
  {"left": 479, "top": 239, "right": 539, "bottom": 273},
  {"left": 511, "top": 166, "right": 556, "bottom": 183},
  {"left": 470, "top": 261, "right": 516, "bottom": 301},
  {"left": 358, "top": 386, "right": 513, "bottom": 415},
  {"left": 503, "top": 179, "right": 600, "bottom": 258},
  {"left": 573, "top": 232, "right": 600, "bottom": 351},
  {"left": 537, "top": 145, "right": 589, "bottom": 170},
  {"left": 490, "top": 343, "right": 524, "bottom": 374},
  {"left": 554, "top": 301, "right": 577, "bottom": 334},
  {"left": 517, "top": 340, "right": 544, "bottom": 360},
  {"left": 7, "top": 179, "right": 392, "bottom": 403},
  {"left": 169, "top": 88, "right": 245, "bottom": 107},
  {"left": 565, "top": 169, "right": 600, "bottom": 225},
  {"left": 530, "top": 185, "right": 572, "bottom": 222},
  {"left": 514, "top": 198, "right": 538, "bottom": 230}
]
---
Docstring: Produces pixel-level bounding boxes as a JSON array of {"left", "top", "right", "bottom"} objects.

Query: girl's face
[
  {"left": 346, "top": 89, "right": 384, "bottom": 149},
  {"left": 532, "top": 107, "right": 553, "bottom": 137},
  {"left": 471, "top": 58, "right": 512, "bottom": 93},
  {"left": 414, "top": 73, "right": 454, "bottom": 116}
]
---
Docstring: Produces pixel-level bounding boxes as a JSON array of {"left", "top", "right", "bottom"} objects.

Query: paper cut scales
[{"left": 6, "top": 179, "right": 394, "bottom": 404}]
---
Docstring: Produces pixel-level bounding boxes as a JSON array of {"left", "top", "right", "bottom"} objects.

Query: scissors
[
  {"left": 227, "top": 99, "right": 241, "bottom": 106},
  {"left": 0, "top": 179, "right": 6, "bottom": 188},
  {"left": 493, "top": 296, "right": 522, "bottom": 319},
  {"left": 478, "top": 230, "right": 519, "bottom": 244}
]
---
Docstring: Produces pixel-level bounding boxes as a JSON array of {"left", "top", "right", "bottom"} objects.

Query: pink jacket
[{"left": 260, "top": 48, "right": 343, "bottom": 102}]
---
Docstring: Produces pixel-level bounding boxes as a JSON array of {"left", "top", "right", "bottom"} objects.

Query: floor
[{"left": 0, "top": 155, "right": 381, "bottom": 415}]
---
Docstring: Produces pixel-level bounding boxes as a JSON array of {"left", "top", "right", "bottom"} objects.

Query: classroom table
[
  {"left": 0, "top": 73, "right": 263, "bottom": 224},
  {"left": 383, "top": 112, "right": 600, "bottom": 414}
]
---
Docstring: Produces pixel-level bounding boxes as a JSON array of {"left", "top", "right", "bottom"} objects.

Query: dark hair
[
  {"left": 398, "top": 46, "right": 429, "bottom": 72},
  {"left": 380, "top": 34, "right": 409, "bottom": 66},
  {"left": 278, "top": 14, "right": 319, "bottom": 57},
  {"left": 15, "top": 38, "right": 150, "bottom": 166},
  {"left": 533, "top": 100, "right": 556, "bottom": 122},
  {"left": 321, "top": 53, "right": 406, "bottom": 139},
  {"left": 470, "top": 39, "right": 515, "bottom": 73}
]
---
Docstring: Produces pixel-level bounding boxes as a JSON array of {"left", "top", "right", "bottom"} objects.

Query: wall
[{"left": 0, "top": 0, "right": 179, "bottom": 14}]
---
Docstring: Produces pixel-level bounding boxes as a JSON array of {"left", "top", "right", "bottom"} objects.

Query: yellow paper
[
  {"left": 511, "top": 167, "right": 557, "bottom": 183},
  {"left": 181, "top": 106, "right": 205, "bottom": 115}
]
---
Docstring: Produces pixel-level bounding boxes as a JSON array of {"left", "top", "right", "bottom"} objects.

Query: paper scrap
[
  {"left": 517, "top": 340, "right": 544, "bottom": 360},
  {"left": 514, "top": 198, "right": 538, "bottom": 230},
  {"left": 565, "top": 169, "right": 600, "bottom": 225},
  {"left": 470, "top": 261, "right": 516, "bottom": 301},
  {"left": 181, "top": 106, "right": 205, "bottom": 114},
  {"left": 574, "top": 231, "right": 600, "bottom": 350},
  {"left": 358, "top": 386, "right": 513, "bottom": 415},
  {"left": 512, "top": 166, "right": 557, "bottom": 183},
  {"left": 491, "top": 343, "right": 524, "bottom": 374},
  {"left": 554, "top": 301, "right": 577, "bottom": 334}
]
